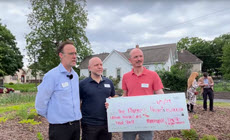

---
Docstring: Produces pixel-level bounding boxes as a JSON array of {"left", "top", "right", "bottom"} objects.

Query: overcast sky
[{"left": 0, "top": 0, "right": 230, "bottom": 67}]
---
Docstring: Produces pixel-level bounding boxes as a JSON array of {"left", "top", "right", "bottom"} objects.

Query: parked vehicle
[{"left": 0, "top": 86, "right": 14, "bottom": 94}]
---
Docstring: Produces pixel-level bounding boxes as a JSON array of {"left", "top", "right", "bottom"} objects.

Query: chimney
[{"left": 136, "top": 44, "right": 139, "bottom": 48}]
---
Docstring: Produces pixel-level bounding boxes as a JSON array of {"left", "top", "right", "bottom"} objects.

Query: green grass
[
  {"left": 214, "top": 81, "right": 230, "bottom": 92},
  {"left": 196, "top": 100, "right": 230, "bottom": 107},
  {"left": 4, "top": 83, "right": 38, "bottom": 92}
]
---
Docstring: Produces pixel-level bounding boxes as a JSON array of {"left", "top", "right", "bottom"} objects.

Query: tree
[
  {"left": 26, "top": 0, "right": 92, "bottom": 74},
  {"left": 177, "top": 37, "right": 203, "bottom": 51},
  {"left": 177, "top": 36, "right": 222, "bottom": 74},
  {"left": 221, "top": 40, "right": 230, "bottom": 79},
  {"left": 0, "top": 21, "right": 23, "bottom": 77},
  {"left": 212, "top": 33, "right": 230, "bottom": 76}
]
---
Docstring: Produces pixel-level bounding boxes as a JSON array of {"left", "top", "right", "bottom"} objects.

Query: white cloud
[
  {"left": 163, "top": 28, "right": 187, "bottom": 38},
  {"left": 1, "top": 0, "right": 230, "bottom": 67}
]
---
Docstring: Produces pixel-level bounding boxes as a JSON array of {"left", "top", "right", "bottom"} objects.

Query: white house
[
  {"left": 3, "top": 68, "right": 43, "bottom": 84},
  {"left": 79, "top": 43, "right": 202, "bottom": 88}
]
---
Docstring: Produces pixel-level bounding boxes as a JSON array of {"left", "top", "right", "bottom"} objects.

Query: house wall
[
  {"left": 80, "top": 69, "right": 89, "bottom": 77},
  {"left": 3, "top": 69, "right": 26, "bottom": 84},
  {"left": 147, "top": 64, "right": 163, "bottom": 71},
  {"left": 191, "top": 63, "right": 202, "bottom": 72},
  {"left": 25, "top": 69, "right": 43, "bottom": 83},
  {"left": 3, "top": 69, "right": 44, "bottom": 84},
  {"left": 103, "top": 51, "right": 131, "bottom": 88}
]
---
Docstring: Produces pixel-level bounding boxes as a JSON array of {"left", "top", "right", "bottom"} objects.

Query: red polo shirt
[{"left": 122, "top": 67, "right": 164, "bottom": 96}]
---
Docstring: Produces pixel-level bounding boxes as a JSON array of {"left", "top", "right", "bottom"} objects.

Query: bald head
[
  {"left": 88, "top": 57, "right": 102, "bottom": 67},
  {"left": 129, "top": 48, "right": 144, "bottom": 68},
  {"left": 88, "top": 57, "right": 103, "bottom": 77},
  {"left": 129, "top": 48, "right": 143, "bottom": 58}
]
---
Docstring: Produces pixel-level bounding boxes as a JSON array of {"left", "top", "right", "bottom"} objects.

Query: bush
[
  {"left": 79, "top": 75, "right": 86, "bottom": 81},
  {"left": 9, "top": 82, "right": 14, "bottom": 85},
  {"left": 157, "top": 63, "right": 192, "bottom": 92},
  {"left": 200, "top": 135, "right": 217, "bottom": 140},
  {"left": 109, "top": 76, "right": 120, "bottom": 90},
  {"left": 181, "top": 129, "right": 199, "bottom": 140}
]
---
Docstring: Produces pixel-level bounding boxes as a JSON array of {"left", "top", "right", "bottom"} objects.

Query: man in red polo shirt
[{"left": 122, "top": 48, "right": 164, "bottom": 140}]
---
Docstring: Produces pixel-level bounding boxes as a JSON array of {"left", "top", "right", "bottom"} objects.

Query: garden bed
[{"left": 0, "top": 105, "right": 230, "bottom": 140}]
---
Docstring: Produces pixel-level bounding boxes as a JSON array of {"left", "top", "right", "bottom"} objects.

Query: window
[
  {"left": 116, "top": 68, "right": 121, "bottom": 80},
  {"left": 103, "top": 69, "right": 107, "bottom": 77}
]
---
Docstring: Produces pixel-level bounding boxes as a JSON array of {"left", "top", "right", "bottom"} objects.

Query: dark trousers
[
  {"left": 49, "top": 120, "right": 80, "bottom": 140},
  {"left": 203, "top": 88, "right": 214, "bottom": 111},
  {"left": 81, "top": 123, "right": 112, "bottom": 140}
]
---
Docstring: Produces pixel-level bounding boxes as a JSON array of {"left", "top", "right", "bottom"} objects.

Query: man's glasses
[{"left": 62, "top": 52, "right": 77, "bottom": 56}]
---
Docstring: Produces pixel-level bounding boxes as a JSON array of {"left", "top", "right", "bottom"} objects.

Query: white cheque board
[{"left": 106, "top": 93, "right": 190, "bottom": 132}]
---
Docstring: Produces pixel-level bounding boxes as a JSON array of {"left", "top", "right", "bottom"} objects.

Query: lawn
[{"left": 4, "top": 83, "right": 38, "bottom": 92}]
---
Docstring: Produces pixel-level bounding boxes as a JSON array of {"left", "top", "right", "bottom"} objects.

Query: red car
[{"left": 0, "top": 86, "right": 14, "bottom": 94}]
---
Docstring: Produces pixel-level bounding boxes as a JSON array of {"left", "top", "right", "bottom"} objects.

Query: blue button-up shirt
[{"left": 35, "top": 63, "right": 82, "bottom": 124}]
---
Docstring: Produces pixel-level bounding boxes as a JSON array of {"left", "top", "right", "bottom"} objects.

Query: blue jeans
[{"left": 123, "top": 131, "right": 153, "bottom": 140}]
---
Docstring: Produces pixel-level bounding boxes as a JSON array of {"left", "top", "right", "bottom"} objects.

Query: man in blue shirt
[
  {"left": 80, "top": 57, "right": 115, "bottom": 140},
  {"left": 35, "top": 40, "right": 82, "bottom": 140}
]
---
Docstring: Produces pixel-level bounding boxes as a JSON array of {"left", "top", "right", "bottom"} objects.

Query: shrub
[
  {"left": 9, "top": 82, "right": 14, "bottom": 85},
  {"left": 181, "top": 129, "right": 198, "bottom": 140},
  {"left": 193, "top": 114, "right": 198, "bottom": 119},
  {"left": 109, "top": 76, "right": 120, "bottom": 90},
  {"left": 17, "top": 106, "right": 29, "bottom": 120},
  {"left": 79, "top": 75, "right": 86, "bottom": 81},
  {"left": 157, "top": 63, "right": 192, "bottom": 92},
  {"left": 0, "top": 117, "right": 8, "bottom": 123},
  {"left": 37, "top": 132, "right": 44, "bottom": 140},
  {"left": 200, "top": 135, "right": 217, "bottom": 140},
  {"left": 27, "top": 108, "right": 38, "bottom": 119}
]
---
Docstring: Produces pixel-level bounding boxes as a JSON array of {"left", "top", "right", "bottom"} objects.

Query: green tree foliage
[
  {"left": 221, "top": 40, "right": 230, "bottom": 80},
  {"left": 0, "top": 21, "right": 23, "bottom": 76},
  {"left": 177, "top": 37, "right": 203, "bottom": 51},
  {"left": 109, "top": 76, "right": 120, "bottom": 90},
  {"left": 177, "top": 36, "right": 225, "bottom": 75},
  {"left": 211, "top": 33, "right": 230, "bottom": 76},
  {"left": 157, "top": 63, "right": 192, "bottom": 91},
  {"left": 26, "top": 0, "right": 92, "bottom": 74}
]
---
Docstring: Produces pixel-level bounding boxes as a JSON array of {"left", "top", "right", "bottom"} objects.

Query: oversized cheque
[{"left": 106, "top": 93, "right": 190, "bottom": 132}]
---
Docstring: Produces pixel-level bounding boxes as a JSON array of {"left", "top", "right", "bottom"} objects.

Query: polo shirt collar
[
  {"left": 89, "top": 75, "right": 104, "bottom": 83},
  {"left": 131, "top": 67, "right": 147, "bottom": 76}
]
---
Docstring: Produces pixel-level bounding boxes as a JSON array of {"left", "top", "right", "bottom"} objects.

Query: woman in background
[{"left": 187, "top": 72, "right": 199, "bottom": 113}]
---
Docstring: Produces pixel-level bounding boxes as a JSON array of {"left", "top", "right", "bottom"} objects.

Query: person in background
[
  {"left": 187, "top": 72, "right": 199, "bottom": 113},
  {"left": 121, "top": 47, "right": 164, "bottom": 140},
  {"left": 198, "top": 72, "right": 215, "bottom": 112},
  {"left": 35, "top": 40, "right": 81, "bottom": 140},
  {"left": 79, "top": 57, "right": 115, "bottom": 140}
]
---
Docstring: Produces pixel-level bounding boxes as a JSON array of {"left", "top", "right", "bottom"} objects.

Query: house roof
[
  {"left": 178, "top": 50, "right": 203, "bottom": 64},
  {"left": 124, "top": 43, "right": 177, "bottom": 65},
  {"left": 79, "top": 43, "right": 177, "bottom": 69},
  {"left": 78, "top": 53, "right": 109, "bottom": 69}
]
